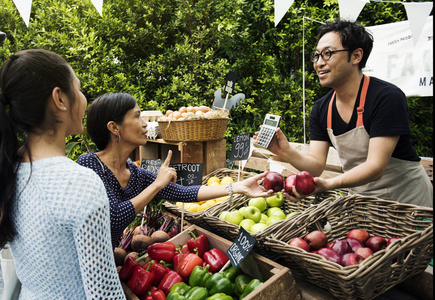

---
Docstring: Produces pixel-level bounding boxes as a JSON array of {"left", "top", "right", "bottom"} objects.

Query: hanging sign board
[
  {"left": 229, "top": 134, "right": 251, "bottom": 161},
  {"left": 170, "top": 163, "right": 203, "bottom": 186},
  {"left": 225, "top": 227, "right": 256, "bottom": 268},
  {"left": 141, "top": 159, "right": 162, "bottom": 174}
]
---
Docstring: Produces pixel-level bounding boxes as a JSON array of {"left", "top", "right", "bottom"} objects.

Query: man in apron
[{"left": 259, "top": 19, "right": 432, "bottom": 207}]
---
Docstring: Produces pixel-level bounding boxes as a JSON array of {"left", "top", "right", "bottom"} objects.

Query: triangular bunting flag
[
  {"left": 403, "top": 2, "right": 433, "bottom": 47},
  {"left": 91, "top": 0, "right": 104, "bottom": 16},
  {"left": 12, "top": 0, "right": 32, "bottom": 27},
  {"left": 338, "top": 0, "right": 369, "bottom": 22},
  {"left": 274, "top": 0, "right": 294, "bottom": 27}
]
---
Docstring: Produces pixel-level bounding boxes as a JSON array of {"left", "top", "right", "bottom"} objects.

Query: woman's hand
[
  {"left": 234, "top": 172, "right": 273, "bottom": 198},
  {"left": 154, "top": 150, "right": 177, "bottom": 189}
]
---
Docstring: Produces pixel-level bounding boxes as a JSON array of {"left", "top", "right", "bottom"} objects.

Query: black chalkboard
[
  {"left": 229, "top": 133, "right": 251, "bottom": 161},
  {"left": 141, "top": 158, "right": 162, "bottom": 174},
  {"left": 169, "top": 163, "right": 203, "bottom": 186},
  {"left": 225, "top": 227, "right": 256, "bottom": 267}
]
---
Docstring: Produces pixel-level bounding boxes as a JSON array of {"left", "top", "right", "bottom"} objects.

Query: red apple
[
  {"left": 340, "top": 253, "right": 365, "bottom": 266},
  {"left": 331, "top": 239, "right": 352, "bottom": 256},
  {"left": 284, "top": 174, "right": 297, "bottom": 196},
  {"left": 354, "top": 247, "right": 373, "bottom": 259},
  {"left": 263, "top": 171, "right": 284, "bottom": 192},
  {"left": 304, "top": 230, "right": 328, "bottom": 251},
  {"left": 316, "top": 248, "right": 341, "bottom": 264},
  {"left": 365, "top": 236, "right": 387, "bottom": 253},
  {"left": 295, "top": 171, "right": 316, "bottom": 195},
  {"left": 387, "top": 237, "right": 402, "bottom": 246},
  {"left": 346, "top": 229, "right": 370, "bottom": 245},
  {"left": 289, "top": 237, "right": 310, "bottom": 252},
  {"left": 345, "top": 237, "right": 364, "bottom": 252}
]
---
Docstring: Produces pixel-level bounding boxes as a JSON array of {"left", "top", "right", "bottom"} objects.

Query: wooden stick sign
[{"left": 213, "top": 71, "right": 245, "bottom": 111}]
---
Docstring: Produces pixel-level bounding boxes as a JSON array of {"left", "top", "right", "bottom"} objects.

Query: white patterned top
[{"left": 10, "top": 156, "right": 125, "bottom": 299}]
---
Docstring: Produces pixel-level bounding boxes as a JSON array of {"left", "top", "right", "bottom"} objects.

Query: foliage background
[{"left": 1, "top": 0, "right": 432, "bottom": 159}]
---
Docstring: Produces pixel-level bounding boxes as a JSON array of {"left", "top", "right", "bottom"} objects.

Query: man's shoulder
[{"left": 368, "top": 76, "right": 405, "bottom": 95}]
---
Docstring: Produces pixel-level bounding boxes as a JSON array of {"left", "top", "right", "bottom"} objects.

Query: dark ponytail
[{"left": 0, "top": 49, "right": 75, "bottom": 248}]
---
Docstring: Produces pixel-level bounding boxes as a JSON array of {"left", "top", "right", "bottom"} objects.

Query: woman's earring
[
  {"left": 116, "top": 134, "right": 121, "bottom": 143},
  {"left": 63, "top": 107, "right": 67, "bottom": 111}
]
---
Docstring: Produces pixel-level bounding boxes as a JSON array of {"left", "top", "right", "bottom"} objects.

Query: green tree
[{"left": 1, "top": 0, "right": 432, "bottom": 159}]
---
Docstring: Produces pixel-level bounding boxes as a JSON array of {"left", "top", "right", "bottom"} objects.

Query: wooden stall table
[{"left": 130, "top": 138, "right": 227, "bottom": 176}]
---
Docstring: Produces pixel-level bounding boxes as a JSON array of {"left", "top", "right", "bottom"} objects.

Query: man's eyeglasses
[{"left": 310, "top": 49, "right": 350, "bottom": 63}]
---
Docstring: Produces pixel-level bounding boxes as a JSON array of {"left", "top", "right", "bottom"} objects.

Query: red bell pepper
[
  {"left": 148, "top": 241, "right": 176, "bottom": 263},
  {"left": 158, "top": 270, "right": 183, "bottom": 295},
  {"left": 178, "top": 243, "right": 190, "bottom": 254},
  {"left": 127, "top": 265, "right": 155, "bottom": 296},
  {"left": 187, "top": 231, "right": 209, "bottom": 259},
  {"left": 173, "top": 252, "right": 188, "bottom": 271},
  {"left": 176, "top": 252, "right": 203, "bottom": 279},
  {"left": 146, "top": 260, "right": 170, "bottom": 286},
  {"left": 144, "top": 289, "right": 166, "bottom": 300},
  {"left": 119, "top": 256, "right": 142, "bottom": 282},
  {"left": 203, "top": 248, "right": 229, "bottom": 273}
]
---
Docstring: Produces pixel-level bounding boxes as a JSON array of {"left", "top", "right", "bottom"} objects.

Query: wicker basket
[
  {"left": 162, "top": 168, "right": 259, "bottom": 231},
  {"left": 202, "top": 190, "right": 344, "bottom": 259},
  {"left": 158, "top": 118, "right": 229, "bottom": 142},
  {"left": 263, "top": 194, "right": 433, "bottom": 300}
]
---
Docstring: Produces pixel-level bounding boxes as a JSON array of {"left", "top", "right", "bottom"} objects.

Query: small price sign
[
  {"left": 170, "top": 163, "right": 203, "bottom": 186},
  {"left": 225, "top": 227, "right": 256, "bottom": 268},
  {"left": 141, "top": 158, "right": 162, "bottom": 174},
  {"left": 229, "top": 133, "right": 251, "bottom": 161}
]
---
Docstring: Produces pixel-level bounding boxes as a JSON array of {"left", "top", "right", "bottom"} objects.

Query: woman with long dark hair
[{"left": 0, "top": 49, "right": 125, "bottom": 299}]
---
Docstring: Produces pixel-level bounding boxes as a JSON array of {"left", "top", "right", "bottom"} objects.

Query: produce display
[
  {"left": 175, "top": 176, "right": 234, "bottom": 212},
  {"left": 217, "top": 192, "right": 299, "bottom": 233},
  {"left": 114, "top": 205, "right": 182, "bottom": 265},
  {"left": 118, "top": 231, "right": 263, "bottom": 300},
  {"left": 288, "top": 228, "right": 402, "bottom": 267},
  {"left": 159, "top": 106, "right": 229, "bottom": 122}
]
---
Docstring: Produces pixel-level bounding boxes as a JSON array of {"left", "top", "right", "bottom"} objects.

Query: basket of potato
[{"left": 158, "top": 105, "right": 230, "bottom": 142}]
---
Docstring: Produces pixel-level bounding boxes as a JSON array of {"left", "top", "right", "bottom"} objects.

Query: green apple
[
  {"left": 286, "top": 211, "right": 299, "bottom": 219},
  {"left": 225, "top": 210, "right": 244, "bottom": 225},
  {"left": 266, "top": 215, "right": 283, "bottom": 225},
  {"left": 239, "top": 206, "right": 249, "bottom": 215},
  {"left": 219, "top": 211, "right": 230, "bottom": 221},
  {"left": 239, "top": 219, "right": 256, "bottom": 232},
  {"left": 267, "top": 207, "right": 284, "bottom": 217},
  {"left": 248, "top": 197, "right": 267, "bottom": 212},
  {"left": 241, "top": 206, "right": 262, "bottom": 223},
  {"left": 250, "top": 223, "right": 268, "bottom": 233},
  {"left": 266, "top": 192, "right": 284, "bottom": 207},
  {"left": 259, "top": 214, "right": 269, "bottom": 224}
]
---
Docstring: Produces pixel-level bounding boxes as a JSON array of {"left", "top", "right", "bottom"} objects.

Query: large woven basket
[
  {"left": 158, "top": 118, "right": 229, "bottom": 142},
  {"left": 162, "top": 168, "right": 259, "bottom": 231},
  {"left": 202, "top": 190, "right": 344, "bottom": 259},
  {"left": 263, "top": 194, "right": 433, "bottom": 300}
]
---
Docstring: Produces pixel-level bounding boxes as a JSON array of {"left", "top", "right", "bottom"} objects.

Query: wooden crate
[
  {"left": 130, "top": 138, "right": 227, "bottom": 176},
  {"left": 122, "top": 224, "right": 301, "bottom": 300}
]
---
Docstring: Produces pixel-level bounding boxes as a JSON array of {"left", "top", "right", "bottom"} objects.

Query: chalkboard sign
[
  {"left": 225, "top": 227, "right": 256, "bottom": 267},
  {"left": 170, "top": 163, "right": 203, "bottom": 186},
  {"left": 229, "top": 133, "right": 251, "bottom": 161},
  {"left": 141, "top": 158, "right": 162, "bottom": 173}
]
